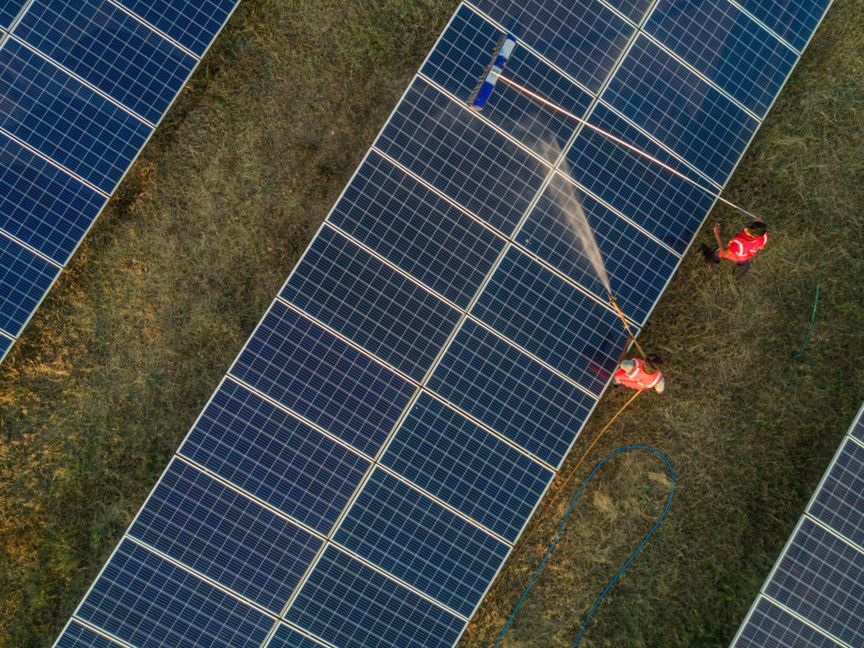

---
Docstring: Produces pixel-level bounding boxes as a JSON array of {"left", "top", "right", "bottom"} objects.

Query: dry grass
[{"left": 0, "top": 0, "right": 861, "bottom": 646}]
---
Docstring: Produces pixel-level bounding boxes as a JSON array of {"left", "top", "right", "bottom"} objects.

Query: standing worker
[
  {"left": 701, "top": 218, "right": 769, "bottom": 272},
  {"left": 612, "top": 340, "right": 665, "bottom": 394}
]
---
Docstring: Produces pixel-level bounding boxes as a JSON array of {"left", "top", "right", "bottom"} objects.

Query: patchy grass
[
  {"left": 0, "top": 1, "right": 452, "bottom": 645},
  {"left": 0, "top": 0, "right": 861, "bottom": 647}
]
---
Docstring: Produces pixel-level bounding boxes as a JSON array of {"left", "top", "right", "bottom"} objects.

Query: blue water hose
[{"left": 493, "top": 444, "right": 677, "bottom": 647}]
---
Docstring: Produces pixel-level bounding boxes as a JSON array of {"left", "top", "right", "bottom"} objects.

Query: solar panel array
[
  {"left": 732, "top": 402, "right": 864, "bottom": 648},
  {"left": 0, "top": 0, "right": 241, "bottom": 363},
  {"left": 54, "top": 0, "right": 832, "bottom": 646}
]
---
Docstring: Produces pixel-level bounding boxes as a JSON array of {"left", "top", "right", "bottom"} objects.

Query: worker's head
[
  {"left": 644, "top": 352, "right": 663, "bottom": 373},
  {"left": 745, "top": 220, "right": 767, "bottom": 236}
]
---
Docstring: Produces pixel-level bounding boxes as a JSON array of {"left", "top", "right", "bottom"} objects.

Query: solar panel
[
  {"left": 733, "top": 401, "right": 864, "bottom": 648},
  {"left": 0, "top": 0, "right": 241, "bottom": 363},
  {"left": 56, "top": 1, "right": 833, "bottom": 646}
]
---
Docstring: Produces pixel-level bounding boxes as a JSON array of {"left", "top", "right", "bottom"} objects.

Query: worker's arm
[
  {"left": 712, "top": 223, "right": 725, "bottom": 251},
  {"left": 616, "top": 334, "right": 634, "bottom": 363},
  {"left": 654, "top": 376, "right": 666, "bottom": 394}
]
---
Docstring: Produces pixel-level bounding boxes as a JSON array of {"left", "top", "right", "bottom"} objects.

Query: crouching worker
[
  {"left": 612, "top": 352, "right": 665, "bottom": 394},
  {"left": 701, "top": 218, "right": 768, "bottom": 272}
]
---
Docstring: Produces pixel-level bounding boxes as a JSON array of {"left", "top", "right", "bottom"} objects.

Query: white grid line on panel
[
  {"left": 105, "top": 0, "right": 201, "bottom": 61},
  {"left": 759, "top": 593, "right": 852, "bottom": 648},
  {"left": 413, "top": 72, "right": 682, "bottom": 261},
  {"left": 0, "top": 228, "right": 62, "bottom": 268},
  {"left": 726, "top": 0, "right": 803, "bottom": 54},
  {"left": 461, "top": 2, "right": 598, "bottom": 99},
  {"left": 8, "top": 34, "right": 156, "bottom": 127},
  {"left": 63, "top": 618, "right": 136, "bottom": 648},
  {"left": 0, "top": 126, "right": 109, "bottom": 198}
]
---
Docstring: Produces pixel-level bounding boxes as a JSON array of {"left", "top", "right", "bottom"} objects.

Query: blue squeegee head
[{"left": 468, "top": 33, "right": 517, "bottom": 111}]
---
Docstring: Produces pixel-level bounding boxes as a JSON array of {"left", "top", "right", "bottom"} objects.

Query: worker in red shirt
[
  {"left": 701, "top": 219, "right": 768, "bottom": 272},
  {"left": 612, "top": 350, "right": 665, "bottom": 394}
]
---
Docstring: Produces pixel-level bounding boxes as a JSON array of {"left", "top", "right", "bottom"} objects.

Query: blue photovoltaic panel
[
  {"left": 645, "top": 0, "right": 798, "bottom": 116},
  {"left": 565, "top": 102, "right": 716, "bottom": 253},
  {"left": 470, "top": 0, "right": 633, "bottom": 92},
  {"left": 603, "top": 34, "right": 759, "bottom": 184},
  {"left": 0, "top": 132, "right": 106, "bottom": 264},
  {"left": 375, "top": 77, "right": 548, "bottom": 236},
  {"left": 381, "top": 392, "right": 553, "bottom": 542},
  {"left": 286, "top": 546, "right": 465, "bottom": 648},
  {"left": 331, "top": 151, "right": 503, "bottom": 309},
  {"left": 808, "top": 439, "right": 864, "bottom": 550},
  {"left": 266, "top": 625, "right": 322, "bottom": 648},
  {"left": 56, "top": 621, "right": 124, "bottom": 648},
  {"left": 115, "top": 0, "right": 237, "bottom": 56},
  {"left": 77, "top": 539, "right": 273, "bottom": 648},
  {"left": 334, "top": 468, "right": 509, "bottom": 617},
  {"left": 604, "top": 0, "right": 654, "bottom": 23},
  {"left": 0, "top": 335, "right": 11, "bottom": 360},
  {"left": 0, "top": 38, "right": 152, "bottom": 193},
  {"left": 281, "top": 226, "right": 461, "bottom": 381},
  {"left": 128, "top": 459, "right": 321, "bottom": 613},
  {"left": 734, "top": 598, "right": 844, "bottom": 648},
  {"left": 472, "top": 246, "right": 631, "bottom": 395},
  {"left": 0, "top": 0, "right": 26, "bottom": 28},
  {"left": 13, "top": 0, "right": 197, "bottom": 123},
  {"left": 428, "top": 317, "right": 596, "bottom": 467},
  {"left": 518, "top": 172, "right": 679, "bottom": 324},
  {"left": 179, "top": 379, "right": 370, "bottom": 535},
  {"left": 765, "top": 518, "right": 864, "bottom": 647},
  {"left": 738, "top": 0, "right": 832, "bottom": 50},
  {"left": 230, "top": 300, "right": 415, "bottom": 456},
  {"left": 0, "top": 234, "right": 59, "bottom": 336},
  {"left": 421, "top": 5, "right": 594, "bottom": 159}
]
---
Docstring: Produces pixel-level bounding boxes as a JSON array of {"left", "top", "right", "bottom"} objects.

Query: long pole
[{"left": 495, "top": 73, "right": 760, "bottom": 221}]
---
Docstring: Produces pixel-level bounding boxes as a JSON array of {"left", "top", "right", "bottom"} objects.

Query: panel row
[{"left": 0, "top": 0, "right": 240, "bottom": 360}]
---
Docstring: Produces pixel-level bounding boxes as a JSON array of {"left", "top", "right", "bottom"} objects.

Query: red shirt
[{"left": 726, "top": 230, "right": 768, "bottom": 262}]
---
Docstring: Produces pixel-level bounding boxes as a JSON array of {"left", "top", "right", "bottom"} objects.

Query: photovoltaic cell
[
  {"left": 645, "top": 0, "right": 798, "bottom": 116},
  {"left": 282, "top": 226, "right": 461, "bottom": 381},
  {"left": 265, "top": 625, "right": 323, "bottom": 648},
  {"left": 765, "top": 518, "right": 864, "bottom": 646},
  {"left": 0, "top": 132, "right": 106, "bottom": 264},
  {"left": 13, "top": 0, "right": 197, "bottom": 123},
  {"left": 807, "top": 439, "right": 864, "bottom": 549},
  {"left": 428, "top": 318, "right": 596, "bottom": 467},
  {"left": 518, "top": 172, "right": 679, "bottom": 324},
  {"left": 421, "top": 5, "right": 594, "bottom": 159},
  {"left": 375, "top": 77, "right": 548, "bottom": 236},
  {"left": 734, "top": 598, "right": 844, "bottom": 648},
  {"left": 472, "top": 246, "right": 630, "bottom": 395},
  {"left": 56, "top": 621, "right": 124, "bottom": 648},
  {"left": 334, "top": 468, "right": 509, "bottom": 617},
  {"left": 0, "top": 335, "right": 11, "bottom": 360},
  {"left": 330, "top": 151, "right": 504, "bottom": 309},
  {"left": 0, "top": 234, "right": 59, "bottom": 336},
  {"left": 737, "top": 0, "right": 832, "bottom": 50},
  {"left": 77, "top": 539, "right": 272, "bottom": 648},
  {"left": 286, "top": 546, "right": 465, "bottom": 648},
  {"left": 180, "top": 379, "right": 370, "bottom": 535},
  {"left": 852, "top": 411, "right": 864, "bottom": 442},
  {"left": 230, "top": 301, "right": 415, "bottom": 457},
  {"left": 115, "top": 0, "right": 237, "bottom": 56},
  {"left": 565, "top": 102, "right": 717, "bottom": 253},
  {"left": 0, "top": 0, "right": 26, "bottom": 28},
  {"left": 470, "top": 0, "right": 633, "bottom": 92},
  {"left": 128, "top": 459, "right": 321, "bottom": 614},
  {"left": 604, "top": 0, "right": 654, "bottom": 23},
  {"left": 0, "top": 38, "right": 152, "bottom": 193},
  {"left": 381, "top": 392, "right": 553, "bottom": 542},
  {"left": 602, "top": 34, "right": 759, "bottom": 184}
]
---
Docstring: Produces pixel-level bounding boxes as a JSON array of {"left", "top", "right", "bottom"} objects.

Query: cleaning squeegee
[{"left": 467, "top": 34, "right": 517, "bottom": 111}]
